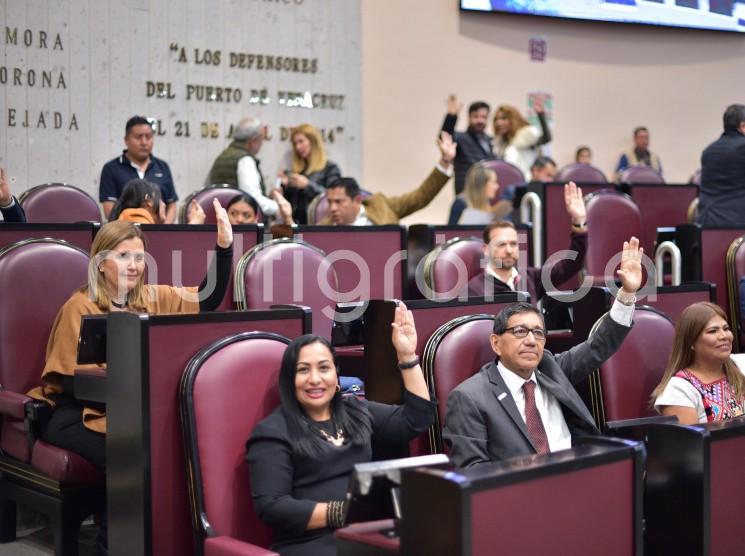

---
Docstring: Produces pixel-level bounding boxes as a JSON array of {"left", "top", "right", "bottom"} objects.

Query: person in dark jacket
[
  {"left": 0, "top": 167, "right": 26, "bottom": 222},
  {"left": 698, "top": 104, "right": 745, "bottom": 228},
  {"left": 279, "top": 123, "right": 341, "bottom": 224},
  {"left": 441, "top": 94, "right": 496, "bottom": 195}
]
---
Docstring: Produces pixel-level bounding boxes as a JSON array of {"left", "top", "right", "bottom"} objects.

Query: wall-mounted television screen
[{"left": 460, "top": 1, "right": 745, "bottom": 34}]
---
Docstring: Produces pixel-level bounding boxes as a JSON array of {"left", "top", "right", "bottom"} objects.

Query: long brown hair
[
  {"left": 464, "top": 164, "right": 498, "bottom": 211},
  {"left": 291, "top": 123, "right": 327, "bottom": 175},
  {"left": 651, "top": 302, "right": 745, "bottom": 403},
  {"left": 86, "top": 221, "right": 150, "bottom": 312},
  {"left": 493, "top": 104, "right": 529, "bottom": 144}
]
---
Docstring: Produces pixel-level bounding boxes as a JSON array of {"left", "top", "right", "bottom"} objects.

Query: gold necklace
[{"left": 318, "top": 426, "right": 345, "bottom": 447}]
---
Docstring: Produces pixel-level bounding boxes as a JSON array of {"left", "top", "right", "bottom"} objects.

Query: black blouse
[{"left": 245, "top": 390, "right": 435, "bottom": 556}]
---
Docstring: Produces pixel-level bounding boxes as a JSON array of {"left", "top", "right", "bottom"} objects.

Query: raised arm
[
  {"left": 441, "top": 94, "right": 463, "bottom": 136},
  {"left": 391, "top": 301, "right": 429, "bottom": 399},
  {"left": 0, "top": 167, "right": 26, "bottom": 222},
  {"left": 197, "top": 199, "right": 233, "bottom": 312}
]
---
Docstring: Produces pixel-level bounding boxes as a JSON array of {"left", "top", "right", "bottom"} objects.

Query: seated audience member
[
  {"left": 615, "top": 126, "right": 663, "bottom": 177},
  {"left": 500, "top": 156, "right": 558, "bottom": 208},
  {"left": 493, "top": 99, "right": 552, "bottom": 181},
  {"left": 440, "top": 94, "right": 495, "bottom": 194},
  {"left": 653, "top": 302, "right": 745, "bottom": 424},
  {"left": 26, "top": 205, "right": 232, "bottom": 552},
  {"left": 279, "top": 123, "right": 341, "bottom": 225},
  {"left": 575, "top": 146, "right": 592, "bottom": 165},
  {"left": 99, "top": 116, "right": 178, "bottom": 222},
  {"left": 0, "top": 167, "right": 26, "bottom": 222},
  {"left": 319, "top": 132, "right": 455, "bottom": 225},
  {"left": 111, "top": 179, "right": 204, "bottom": 224},
  {"left": 447, "top": 163, "right": 511, "bottom": 225},
  {"left": 466, "top": 182, "right": 587, "bottom": 303},
  {"left": 226, "top": 191, "right": 260, "bottom": 225},
  {"left": 209, "top": 117, "right": 279, "bottom": 219},
  {"left": 246, "top": 302, "right": 434, "bottom": 556},
  {"left": 444, "top": 238, "right": 642, "bottom": 467},
  {"left": 697, "top": 104, "right": 745, "bottom": 227}
]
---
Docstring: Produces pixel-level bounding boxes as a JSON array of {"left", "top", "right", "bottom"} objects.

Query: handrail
[
  {"left": 519, "top": 192, "right": 543, "bottom": 267},
  {"left": 654, "top": 241, "right": 681, "bottom": 287}
]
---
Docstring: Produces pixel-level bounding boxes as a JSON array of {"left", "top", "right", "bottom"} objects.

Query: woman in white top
[
  {"left": 492, "top": 99, "right": 551, "bottom": 181},
  {"left": 653, "top": 302, "right": 745, "bottom": 424}
]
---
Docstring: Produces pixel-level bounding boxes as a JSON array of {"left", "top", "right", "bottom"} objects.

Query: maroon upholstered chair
[
  {"left": 726, "top": 235, "right": 745, "bottom": 351},
  {"left": 234, "top": 238, "right": 338, "bottom": 338},
  {"left": 481, "top": 160, "right": 526, "bottom": 189},
  {"left": 421, "top": 237, "right": 484, "bottom": 300},
  {"left": 180, "top": 185, "right": 263, "bottom": 224},
  {"left": 584, "top": 191, "right": 643, "bottom": 285},
  {"left": 556, "top": 163, "right": 607, "bottom": 184},
  {"left": 0, "top": 239, "right": 104, "bottom": 554},
  {"left": 180, "top": 331, "right": 288, "bottom": 556},
  {"left": 587, "top": 308, "right": 675, "bottom": 430},
  {"left": 617, "top": 165, "right": 665, "bottom": 184},
  {"left": 19, "top": 183, "right": 102, "bottom": 223},
  {"left": 421, "top": 315, "right": 495, "bottom": 453}
]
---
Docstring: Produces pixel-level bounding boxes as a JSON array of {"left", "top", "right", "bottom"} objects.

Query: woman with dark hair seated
[
  {"left": 246, "top": 302, "right": 434, "bottom": 556},
  {"left": 225, "top": 191, "right": 260, "bottom": 225},
  {"left": 111, "top": 178, "right": 205, "bottom": 224},
  {"left": 653, "top": 302, "right": 745, "bottom": 424}
]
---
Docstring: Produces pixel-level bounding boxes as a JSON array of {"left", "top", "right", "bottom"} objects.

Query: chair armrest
[
  {"left": 204, "top": 536, "right": 278, "bottom": 556},
  {"left": 0, "top": 391, "right": 33, "bottom": 420}
]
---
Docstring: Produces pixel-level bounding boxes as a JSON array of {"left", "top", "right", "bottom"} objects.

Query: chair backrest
[
  {"left": 481, "top": 160, "right": 526, "bottom": 189},
  {"left": 180, "top": 331, "right": 289, "bottom": 551},
  {"left": 0, "top": 239, "right": 89, "bottom": 393},
  {"left": 421, "top": 315, "right": 495, "bottom": 453},
  {"left": 588, "top": 308, "right": 675, "bottom": 429},
  {"left": 421, "top": 237, "right": 484, "bottom": 300},
  {"left": 179, "top": 185, "right": 263, "bottom": 224},
  {"left": 307, "top": 190, "right": 372, "bottom": 225},
  {"left": 556, "top": 163, "right": 607, "bottom": 184},
  {"left": 234, "top": 238, "right": 338, "bottom": 338},
  {"left": 726, "top": 235, "right": 745, "bottom": 351},
  {"left": 19, "top": 183, "right": 101, "bottom": 223},
  {"left": 617, "top": 165, "right": 665, "bottom": 184},
  {"left": 584, "top": 191, "right": 643, "bottom": 283}
]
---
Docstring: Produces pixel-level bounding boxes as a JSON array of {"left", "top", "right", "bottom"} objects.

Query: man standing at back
[
  {"left": 698, "top": 104, "right": 745, "bottom": 228},
  {"left": 615, "top": 126, "right": 663, "bottom": 178},
  {"left": 99, "top": 116, "right": 178, "bottom": 222},
  {"left": 209, "top": 116, "right": 278, "bottom": 219},
  {"left": 441, "top": 95, "right": 495, "bottom": 194}
]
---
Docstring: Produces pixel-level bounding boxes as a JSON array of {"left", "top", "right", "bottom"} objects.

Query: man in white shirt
[
  {"left": 444, "top": 237, "right": 643, "bottom": 467},
  {"left": 208, "top": 117, "right": 278, "bottom": 217}
]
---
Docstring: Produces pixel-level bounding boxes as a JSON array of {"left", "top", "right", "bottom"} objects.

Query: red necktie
[{"left": 523, "top": 381, "right": 550, "bottom": 454}]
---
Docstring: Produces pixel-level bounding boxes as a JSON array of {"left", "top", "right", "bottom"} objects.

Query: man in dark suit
[
  {"left": 0, "top": 167, "right": 26, "bottom": 222},
  {"left": 697, "top": 104, "right": 745, "bottom": 228},
  {"left": 441, "top": 94, "right": 495, "bottom": 194},
  {"left": 466, "top": 182, "right": 587, "bottom": 304},
  {"left": 444, "top": 237, "right": 642, "bottom": 467}
]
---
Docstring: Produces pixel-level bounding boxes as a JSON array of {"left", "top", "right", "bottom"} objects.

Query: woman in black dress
[{"left": 246, "top": 302, "right": 434, "bottom": 556}]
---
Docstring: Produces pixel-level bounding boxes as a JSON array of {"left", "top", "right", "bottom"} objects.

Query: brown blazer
[{"left": 319, "top": 167, "right": 451, "bottom": 225}]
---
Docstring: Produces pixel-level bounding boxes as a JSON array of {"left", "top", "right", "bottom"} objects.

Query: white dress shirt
[
  {"left": 237, "top": 155, "right": 278, "bottom": 216},
  {"left": 498, "top": 298, "right": 635, "bottom": 452}
]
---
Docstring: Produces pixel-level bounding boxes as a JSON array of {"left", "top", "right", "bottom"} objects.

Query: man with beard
[
  {"left": 466, "top": 182, "right": 588, "bottom": 304},
  {"left": 441, "top": 94, "right": 496, "bottom": 194}
]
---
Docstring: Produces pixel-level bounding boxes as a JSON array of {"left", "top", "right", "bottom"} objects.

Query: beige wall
[{"left": 362, "top": 0, "right": 745, "bottom": 225}]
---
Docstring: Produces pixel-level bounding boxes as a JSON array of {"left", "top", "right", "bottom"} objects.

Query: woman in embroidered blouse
[
  {"left": 653, "top": 302, "right": 745, "bottom": 424},
  {"left": 246, "top": 302, "right": 435, "bottom": 556}
]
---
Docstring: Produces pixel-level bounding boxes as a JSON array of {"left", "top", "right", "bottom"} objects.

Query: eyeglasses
[{"left": 503, "top": 326, "right": 546, "bottom": 341}]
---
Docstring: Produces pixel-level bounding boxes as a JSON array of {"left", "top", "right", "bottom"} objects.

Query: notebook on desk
[{"left": 77, "top": 314, "right": 107, "bottom": 365}]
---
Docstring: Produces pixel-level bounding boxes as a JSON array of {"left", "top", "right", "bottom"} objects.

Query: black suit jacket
[
  {"left": 0, "top": 197, "right": 26, "bottom": 223},
  {"left": 441, "top": 113, "right": 495, "bottom": 194},
  {"left": 698, "top": 129, "right": 745, "bottom": 228},
  {"left": 443, "top": 313, "right": 632, "bottom": 467}
]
